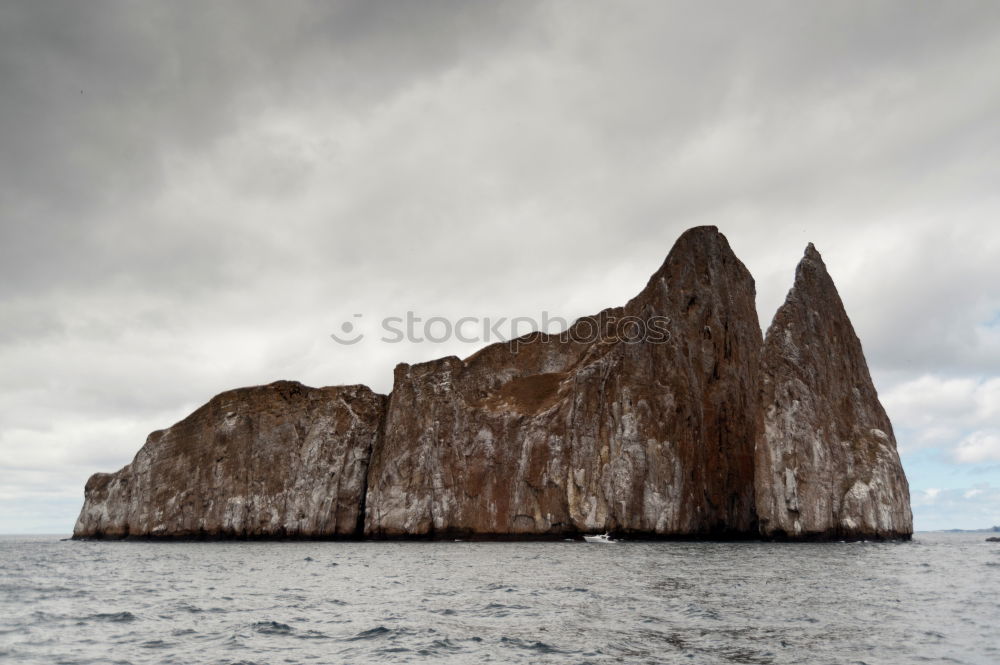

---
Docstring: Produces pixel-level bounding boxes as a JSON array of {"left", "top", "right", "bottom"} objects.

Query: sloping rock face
[
  {"left": 755, "top": 244, "right": 912, "bottom": 540},
  {"left": 364, "top": 226, "right": 763, "bottom": 538},
  {"left": 73, "top": 381, "right": 384, "bottom": 539}
]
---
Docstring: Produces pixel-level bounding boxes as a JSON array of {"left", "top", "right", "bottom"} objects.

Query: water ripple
[{"left": 0, "top": 534, "right": 997, "bottom": 664}]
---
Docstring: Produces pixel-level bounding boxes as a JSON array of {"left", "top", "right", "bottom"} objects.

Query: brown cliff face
[
  {"left": 72, "top": 381, "right": 384, "bottom": 539},
  {"left": 73, "top": 227, "right": 913, "bottom": 541},
  {"left": 755, "top": 244, "right": 912, "bottom": 540},
  {"left": 364, "top": 226, "right": 763, "bottom": 537}
]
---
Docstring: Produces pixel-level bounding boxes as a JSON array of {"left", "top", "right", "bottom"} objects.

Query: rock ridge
[
  {"left": 73, "top": 227, "right": 912, "bottom": 541},
  {"left": 364, "top": 226, "right": 762, "bottom": 538}
]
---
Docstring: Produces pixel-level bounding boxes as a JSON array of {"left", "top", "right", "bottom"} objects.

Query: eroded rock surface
[
  {"left": 755, "top": 244, "right": 912, "bottom": 540},
  {"left": 73, "top": 381, "right": 384, "bottom": 538},
  {"left": 364, "top": 226, "right": 763, "bottom": 537},
  {"left": 73, "top": 227, "right": 913, "bottom": 541}
]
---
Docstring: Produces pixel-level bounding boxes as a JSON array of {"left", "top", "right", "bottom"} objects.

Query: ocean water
[{"left": 1, "top": 533, "right": 998, "bottom": 664}]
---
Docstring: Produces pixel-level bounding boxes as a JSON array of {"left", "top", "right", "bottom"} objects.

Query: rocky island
[{"left": 73, "top": 226, "right": 912, "bottom": 541}]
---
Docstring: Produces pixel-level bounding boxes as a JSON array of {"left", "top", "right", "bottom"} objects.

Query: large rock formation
[
  {"left": 73, "top": 381, "right": 384, "bottom": 538},
  {"left": 364, "top": 226, "right": 762, "bottom": 538},
  {"left": 73, "top": 227, "right": 912, "bottom": 541},
  {"left": 755, "top": 244, "right": 912, "bottom": 539}
]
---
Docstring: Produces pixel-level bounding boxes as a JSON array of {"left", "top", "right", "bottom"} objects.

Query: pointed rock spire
[
  {"left": 756, "top": 244, "right": 912, "bottom": 540},
  {"left": 365, "top": 225, "right": 763, "bottom": 537}
]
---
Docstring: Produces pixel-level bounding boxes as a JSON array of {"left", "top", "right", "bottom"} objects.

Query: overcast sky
[{"left": 2, "top": 1, "right": 999, "bottom": 533}]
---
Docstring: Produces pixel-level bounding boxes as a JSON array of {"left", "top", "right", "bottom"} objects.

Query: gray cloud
[{"left": 2, "top": 1, "right": 1000, "bottom": 532}]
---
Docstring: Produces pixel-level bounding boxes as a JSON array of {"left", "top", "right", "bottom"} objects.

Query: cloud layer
[{"left": 2, "top": 1, "right": 1000, "bottom": 532}]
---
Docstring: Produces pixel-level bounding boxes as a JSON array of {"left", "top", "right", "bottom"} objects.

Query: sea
[{"left": 1, "top": 532, "right": 997, "bottom": 664}]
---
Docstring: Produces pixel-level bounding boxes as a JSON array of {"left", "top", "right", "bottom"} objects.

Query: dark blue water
[{"left": 1, "top": 533, "right": 998, "bottom": 664}]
